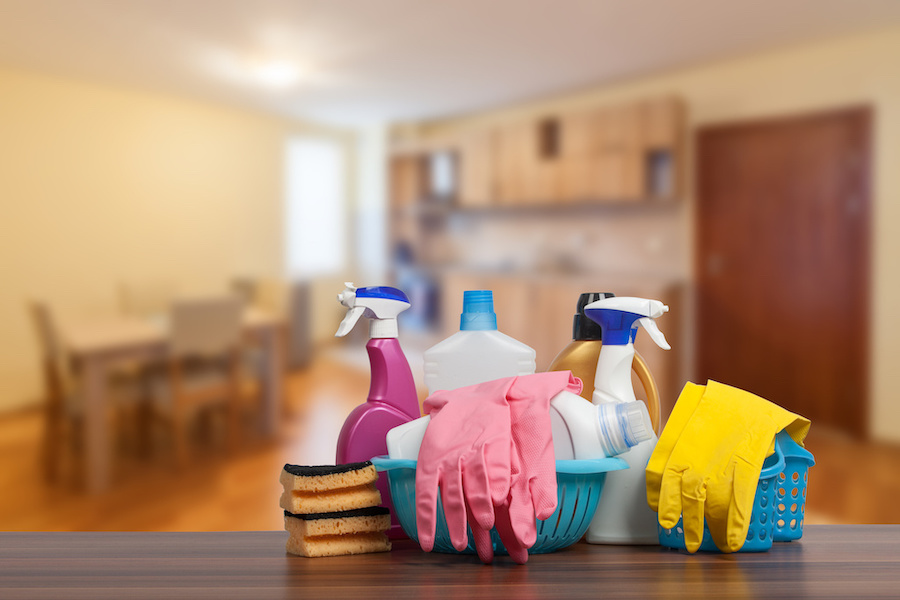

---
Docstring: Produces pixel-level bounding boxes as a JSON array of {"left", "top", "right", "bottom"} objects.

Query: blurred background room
[{"left": 1, "top": 0, "right": 899, "bottom": 531}]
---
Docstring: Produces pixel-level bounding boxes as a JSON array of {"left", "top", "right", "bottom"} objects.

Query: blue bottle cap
[{"left": 460, "top": 290, "right": 497, "bottom": 331}]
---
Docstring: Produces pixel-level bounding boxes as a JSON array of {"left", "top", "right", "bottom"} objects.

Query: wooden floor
[{"left": 1, "top": 357, "right": 898, "bottom": 531}]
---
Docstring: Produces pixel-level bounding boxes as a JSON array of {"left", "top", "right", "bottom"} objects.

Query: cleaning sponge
[{"left": 280, "top": 462, "right": 391, "bottom": 557}]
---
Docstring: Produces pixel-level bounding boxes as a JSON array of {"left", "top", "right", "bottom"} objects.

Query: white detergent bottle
[
  {"left": 424, "top": 290, "right": 535, "bottom": 394},
  {"left": 386, "top": 391, "right": 653, "bottom": 461},
  {"left": 583, "top": 296, "right": 670, "bottom": 545}
]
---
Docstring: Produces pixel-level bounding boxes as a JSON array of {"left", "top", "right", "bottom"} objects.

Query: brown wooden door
[{"left": 696, "top": 107, "right": 871, "bottom": 437}]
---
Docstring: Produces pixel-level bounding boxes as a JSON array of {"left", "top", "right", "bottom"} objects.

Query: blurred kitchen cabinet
[
  {"left": 457, "top": 129, "right": 495, "bottom": 208},
  {"left": 594, "top": 149, "right": 644, "bottom": 201},
  {"left": 641, "top": 96, "right": 684, "bottom": 149},
  {"left": 641, "top": 97, "right": 685, "bottom": 199},
  {"left": 391, "top": 95, "right": 686, "bottom": 210},
  {"left": 530, "top": 117, "right": 563, "bottom": 205},
  {"left": 592, "top": 105, "right": 644, "bottom": 201},
  {"left": 494, "top": 122, "right": 528, "bottom": 205},
  {"left": 559, "top": 110, "right": 595, "bottom": 202},
  {"left": 595, "top": 104, "right": 641, "bottom": 153},
  {"left": 517, "top": 123, "right": 542, "bottom": 205},
  {"left": 389, "top": 153, "right": 426, "bottom": 210}
]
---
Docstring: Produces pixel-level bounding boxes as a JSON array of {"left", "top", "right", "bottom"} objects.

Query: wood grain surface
[{"left": 2, "top": 526, "right": 898, "bottom": 599}]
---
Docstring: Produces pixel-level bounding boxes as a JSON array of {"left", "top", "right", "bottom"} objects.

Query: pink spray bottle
[{"left": 334, "top": 283, "right": 420, "bottom": 538}]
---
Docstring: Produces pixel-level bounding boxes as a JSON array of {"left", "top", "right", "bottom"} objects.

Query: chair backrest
[
  {"left": 169, "top": 296, "right": 243, "bottom": 358},
  {"left": 27, "top": 300, "right": 69, "bottom": 401},
  {"left": 28, "top": 301, "right": 62, "bottom": 364},
  {"left": 119, "top": 280, "right": 179, "bottom": 317}
]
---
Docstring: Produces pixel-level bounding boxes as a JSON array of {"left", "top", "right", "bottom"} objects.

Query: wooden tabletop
[
  {"left": 2, "top": 526, "right": 898, "bottom": 599},
  {"left": 61, "top": 307, "right": 283, "bottom": 357}
]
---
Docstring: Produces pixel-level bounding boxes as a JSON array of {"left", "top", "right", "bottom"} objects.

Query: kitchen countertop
[{"left": 2, "top": 526, "right": 898, "bottom": 599}]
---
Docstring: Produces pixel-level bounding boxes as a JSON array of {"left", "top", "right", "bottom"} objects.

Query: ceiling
[{"left": 1, "top": 0, "right": 900, "bottom": 126}]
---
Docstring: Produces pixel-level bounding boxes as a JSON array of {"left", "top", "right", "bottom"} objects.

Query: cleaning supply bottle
[
  {"left": 423, "top": 290, "right": 535, "bottom": 394},
  {"left": 583, "top": 296, "right": 670, "bottom": 545},
  {"left": 334, "top": 283, "right": 421, "bottom": 539},
  {"left": 386, "top": 389, "right": 653, "bottom": 461},
  {"left": 548, "top": 292, "right": 661, "bottom": 433}
]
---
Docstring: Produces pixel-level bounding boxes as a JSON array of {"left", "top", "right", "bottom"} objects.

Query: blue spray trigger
[
  {"left": 583, "top": 309, "right": 646, "bottom": 346},
  {"left": 355, "top": 286, "right": 410, "bottom": 303}
]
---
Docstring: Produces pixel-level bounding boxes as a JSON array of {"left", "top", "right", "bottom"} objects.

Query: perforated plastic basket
[
  {"left": 773, "top": 430, "right": 815, "bottom": 542},
  {"left": 658, "top": 439, "right": 786, "bottom": 552},
  {"left": 371, "top": 456, "right": 627, "bottom": 555}
]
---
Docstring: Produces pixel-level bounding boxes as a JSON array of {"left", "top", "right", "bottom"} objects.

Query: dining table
[
  {"left": 1, "top": 526, "right": 898, "bottom": 599},
  {"left": 60, "top": 307, "right": 285, "bottom": 493}
]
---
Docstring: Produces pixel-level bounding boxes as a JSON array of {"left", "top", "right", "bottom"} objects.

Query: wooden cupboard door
[
  {"left": 591, "top": 105, "right": 644, "bottom": 201},
  {"left": 595, "top": 104, "right": 641, "bottom": 152},
  {"left": 559, "top": 110, "right": 595, "bottom": 202},
  {"left": 495, "top": 122, "right": 527, "bottom": 205},
  {"left": 518, "top": 122, "right": 544, "bottom": 205},
  {"left": 493, "top": 124, "right": 511, "bottom": 204},
  {"left": 389, "top": 155, "right": 424, "bottom": 209},
  {"left": 641, "top": 97, "right": 685, "bottom": 149},
  {"left": 531, "top": 159, "right": 561, "bottom": 205},
  {"left": 594, "top": 150, "right": 643, "bottom": 201},
  {"left": 457, "top": 129, "right": 495, "bottom": 208}
]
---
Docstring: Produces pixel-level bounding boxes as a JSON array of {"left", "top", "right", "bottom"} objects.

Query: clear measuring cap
[{"left": 598, "top": 401, "right": 653, "bottom": 455}]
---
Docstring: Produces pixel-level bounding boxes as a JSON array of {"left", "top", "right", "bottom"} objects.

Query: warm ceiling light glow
[{"left": 254, "top": 60, "right": 302, "bottom": 89}]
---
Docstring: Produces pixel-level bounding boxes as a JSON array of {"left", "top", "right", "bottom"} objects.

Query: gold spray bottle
[{"left": 547, "top": 292, "right": 660, "bottom": 434}]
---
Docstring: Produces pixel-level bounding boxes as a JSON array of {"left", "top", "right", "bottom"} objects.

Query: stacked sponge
[{"left": 280, "top": 461, "right": 391, "bottom": 557}]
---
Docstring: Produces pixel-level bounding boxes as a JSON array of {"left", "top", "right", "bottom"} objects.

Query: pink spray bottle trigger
[{"left": 334, "top": 282, "right": 420, "bottom": 539}]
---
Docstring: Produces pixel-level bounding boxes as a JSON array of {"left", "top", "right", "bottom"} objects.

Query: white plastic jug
[{"left": 424, "top": 290, "right": 535, "bottom": 394}]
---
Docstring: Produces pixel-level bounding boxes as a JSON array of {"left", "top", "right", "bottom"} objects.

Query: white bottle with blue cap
[{"left": 423, "top": 290, "right": 536, "bottom": 394}]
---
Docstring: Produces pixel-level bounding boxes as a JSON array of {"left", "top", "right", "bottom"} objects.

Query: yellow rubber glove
[
  {"left": 655, "top": 380, "right": 810, "bottom": 553},
  {"left": 646, "top": 382, "right": 706, "bottom": 513}
]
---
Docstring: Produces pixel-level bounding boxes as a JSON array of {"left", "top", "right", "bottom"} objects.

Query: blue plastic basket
[
  {"left": 371, "top": 456, "right": 627, "bottom": 555},
  {"left": 774, "top": 430, "right": 815, "bottom": 542},
  {"left": 658, "top": 438, "right": 786, "bottom": 552}
]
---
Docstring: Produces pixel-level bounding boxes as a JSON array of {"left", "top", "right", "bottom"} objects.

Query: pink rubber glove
[
  {"left": 493, "top": 371, "right": 583, "bottom": 564},
  {"left": 416, "top": 377, "right": 517, "bottom": 562},
  {"left": 416, "top": 372, "right": 583, "bottom": 564}
]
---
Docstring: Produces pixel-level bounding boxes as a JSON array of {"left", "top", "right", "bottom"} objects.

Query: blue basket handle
[
  {"left": 555, "top": 458, "right": 628, "bottom": 474},
  {"left": 775, "top": 430, "right": 816, "bottom": 466},
  {"left": 371, "top": 456, "right": 415, "bottom": 472},
  {"left": 371, "top": 456, "right": 629, "bottom": 474},
  {"left": 759, "top": 437, "right": 787, "bottom": 479}
]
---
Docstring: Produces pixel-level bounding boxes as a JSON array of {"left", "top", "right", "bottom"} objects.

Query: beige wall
[
  {"left": 0, "top": 66, "right": 353, "bottom": 413},
  {"left": 398, "top": 26, "right": 900, "bottom": 442}
]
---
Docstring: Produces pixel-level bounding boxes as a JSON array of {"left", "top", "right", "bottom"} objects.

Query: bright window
[{"left": 284, "top": 137, "right": 346, "bottom": 277}]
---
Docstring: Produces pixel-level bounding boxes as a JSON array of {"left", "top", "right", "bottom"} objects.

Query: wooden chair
[
  {"left": 28, "top": 301, "right": 78, "bottom": 482},
  {"left": 28, "top": 301, "right": 142, "bottom": 483},
  {"left": 148, "top": 296, "right": 248, "bottom": 467}
]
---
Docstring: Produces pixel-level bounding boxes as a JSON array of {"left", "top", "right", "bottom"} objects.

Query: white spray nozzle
[{"left": 337, "top": 282, "right": 357, "bottom": 308}]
